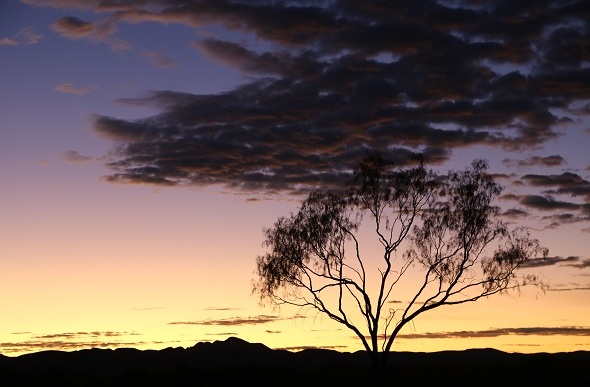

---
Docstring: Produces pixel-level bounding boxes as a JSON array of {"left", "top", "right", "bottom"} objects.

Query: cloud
[
  {"left": 0, "top": 26, "right": 43, "bottom": 46},
  {"left": 521, "top": 172, "right": 590, "bottom": 199},
  {"left": 55, "top": 83, "right": 97, "bottom": 95},
  {"left": 506, "top": 171, "right": 590, "bottom": 226},
  {"left": 396, "top": 326, "right": 590, "bottom": 340},
  {"left": 25, "top": 0, "right": 590, "bottom": 196},
  {"left": 500, "top": 208, "right": 529, "bottom": 219},
  {"left": 51, "top": 16, "right": 95, "bottom": 38},
  {"left": 518, "top": 195, "right": 581, "bottom": 211},
  {"left": 50, "top": 16, "right": 129, "bottom": 51},
  {"left": 0, "top": 331, "right": 144, "bottom": 354},
  {"left": 31, "top": 331, "right": 137, "bottom": 339},
  {"left": 21, "top": 0, "right": 99, "bottom": 10},
  {"left": 565, "top": 258, "right": 590, "bottom": 269},
  {"left": 520, "top": 255, "right": 580, "bottom": 268},
  {"left": 0, "top": 37, "right": 18, "bottom": 46},
  {"left": 0, "top": 340, "right": 147, "bottom": 354},
  {"left": 168, "top": 315, "right": 284, "bottom": 326},
  {"left": 503, "top": 155, "right": 566, "bottom": 168},
  {"left": 548, "top": 285, "right": 590, "bottom": 292},
  {"left": 142, "top": 50, "right": 180, "bottom": 68}
]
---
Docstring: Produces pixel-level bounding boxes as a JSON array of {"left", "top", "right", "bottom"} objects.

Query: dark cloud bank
[
  {"left": 46, "top": 1, "right": 585, "bottom": 184},
  {"left": 41, "top": 2, "right": 590, "bottom": 216}
]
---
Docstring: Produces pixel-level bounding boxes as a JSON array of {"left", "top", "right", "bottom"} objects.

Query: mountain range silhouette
[{"left": 1, "top": 337, "right": 587, "bottom": 386}]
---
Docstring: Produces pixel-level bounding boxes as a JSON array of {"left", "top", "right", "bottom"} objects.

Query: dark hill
[{"left": 0, "top": 338, "right": 587, "bottom": 386}]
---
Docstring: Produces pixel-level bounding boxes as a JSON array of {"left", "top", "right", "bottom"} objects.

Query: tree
[{"left": 254, "top": 155, "right": 546, "bottom": 369}]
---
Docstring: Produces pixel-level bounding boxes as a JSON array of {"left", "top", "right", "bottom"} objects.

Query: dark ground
[{"left": 0, "top": 337, "right": 587, "bottom": 386}]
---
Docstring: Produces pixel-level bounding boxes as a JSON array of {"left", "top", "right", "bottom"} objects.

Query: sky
[{"left": 1, "top": 0, "right": 589, "bottom": 356}]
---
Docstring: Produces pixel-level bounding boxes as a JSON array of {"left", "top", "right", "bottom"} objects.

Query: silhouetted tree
[{"left": 254, "top": 155, "right": 547, "bottom": 370}]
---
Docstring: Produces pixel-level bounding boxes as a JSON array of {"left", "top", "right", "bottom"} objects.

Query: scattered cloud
[
  {"left": 0, "top": 26, "right": 43, "bottom": 46},
  {"left": 168, "top": 315, "right": 284, "bottom": 326},
  {"left": 142, "top": 50, "right": 180, "bottom": 68},
  {"left": 396, "top": 326, "right": 590, "bottom": 340},
  {"left": 55, "top": 82, "right": 98, "bottom": 95},
  {"left": 502, "top": 171, "right": 590, "bottom": 227}
]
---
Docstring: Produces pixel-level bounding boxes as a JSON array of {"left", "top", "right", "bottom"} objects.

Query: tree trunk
[{"left": 368, "top": 350, "right": 385, "bottom": 386}]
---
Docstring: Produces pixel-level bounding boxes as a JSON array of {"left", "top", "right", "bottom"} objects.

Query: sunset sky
[{"left": 1, "top": 0, "right": 589, "bottom": 356}]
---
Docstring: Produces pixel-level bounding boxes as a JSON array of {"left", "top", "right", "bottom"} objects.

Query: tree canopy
[{"left": 254, "top": 155, "right": 547, "bottom": 368}]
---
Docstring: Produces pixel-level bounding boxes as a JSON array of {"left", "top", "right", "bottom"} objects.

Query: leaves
[{"left": 253, "top": 155, "right": 546, "bottom": 367}]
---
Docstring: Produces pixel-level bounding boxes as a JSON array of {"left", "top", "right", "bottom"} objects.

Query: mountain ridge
[{"left": 1, "top": 337, "right": 587, "bottom": 386}]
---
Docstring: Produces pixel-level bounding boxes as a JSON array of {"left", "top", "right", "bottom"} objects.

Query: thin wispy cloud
[
  {"left": 500, "top": 208, "right": 529, "bottom": 219},
  {"left": 0, "top": 37, "right": 18, "bottom": 46},
  {"left": 51, "top": 16, "right": 96, "bottom": 39},
  {"left": 202, "top": 307, "right": 242, "bottom": 312},
  {"left": 63, "top": 150, "right": 94, "bottom": 164},
  {"left": 503, "top": 155, "right": 566, "bottom": 168},
  {"left": 142, "top": 50, "right": 180, "bottom": 68},
  {"left": 566, "top": 258, "right": 590, "bottom": 269},
  {"left": 50, "top": 16, "right": 129, "bottom": 51},
  {"left": 396, "top": 326, "right": 590, "bottom": 340},
  {"left": 0, "top": 26, "right": 42, "bottom": 46},
  {"left": 31, "top": 331, "right": 138, "bottom": 339},
  {"left": 549, "top": 286, "right": 590, "bottom": 292},
  {"left": 54, "top": 82, "right": 97, "bottom": 95},
  {"left": 168, "top": 315, "right": 284, "bottom": 326},
  {"left": 0, "top": 331, "right": 144, "bottom": 354},
  {"left": 520, "top": 255, "right": 580, "bottom": 269}
]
